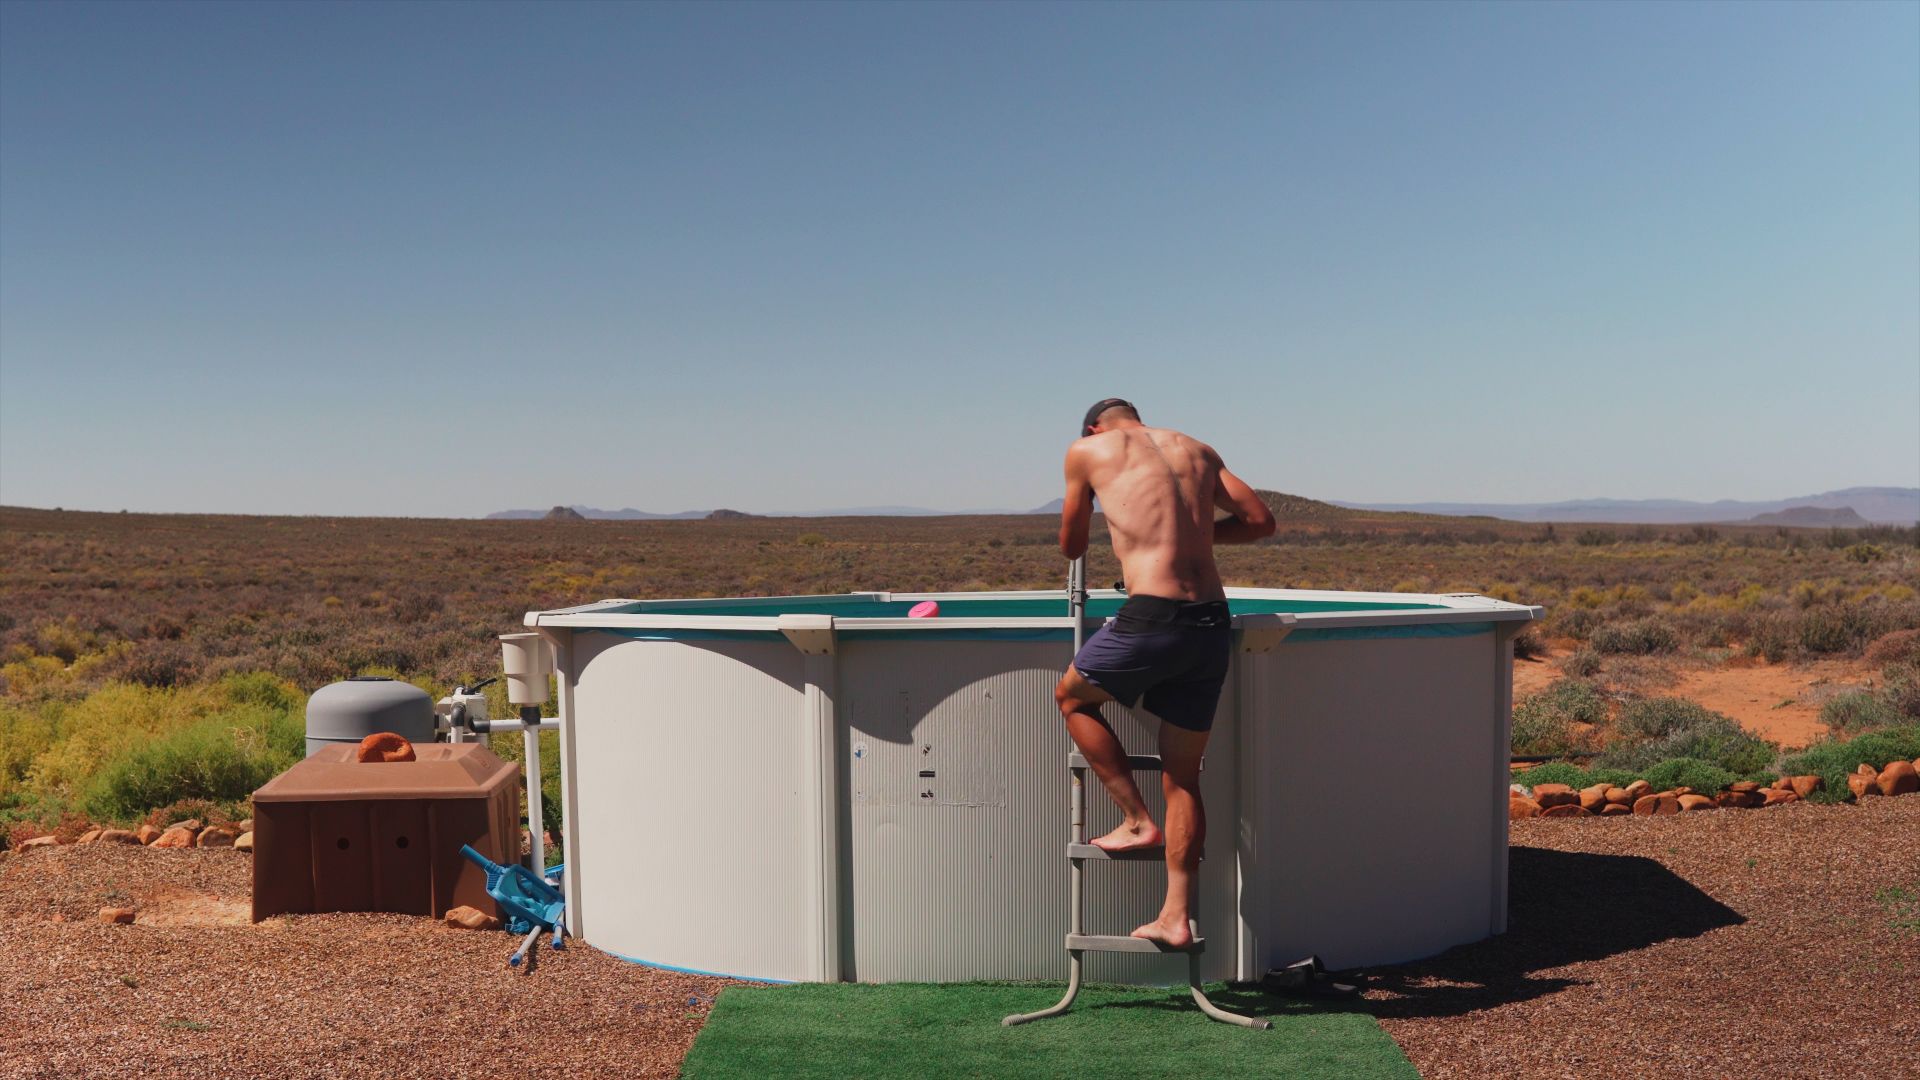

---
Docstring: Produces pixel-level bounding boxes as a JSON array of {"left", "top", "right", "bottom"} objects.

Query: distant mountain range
[
  {"left": 490, "top": 486, "right": 1918, "bottom": 525},
  {"left": 1328, "top": 487, "right": 1917, "bottom": 525}
]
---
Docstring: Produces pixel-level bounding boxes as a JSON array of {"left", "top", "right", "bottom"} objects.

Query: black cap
[{"left": 1081, "top": 398, "right": 1136, "bottom": 437}]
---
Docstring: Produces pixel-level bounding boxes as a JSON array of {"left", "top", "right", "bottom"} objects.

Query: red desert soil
[
  {"left": 1513, "top": 648, "right": 1874, "bottom": 749},
  {"left": 8, "top": 799, "right": 1919, "bottom": 1078},
  {"left": 0, "top": 846, "right": 725, "bottom": 1080},
  {"left": 1372, "top": 796, "right": 1920, "bottom": 1079},
  {"left": 1671, "top": 658, "right": 1869, "bottom": 749}
]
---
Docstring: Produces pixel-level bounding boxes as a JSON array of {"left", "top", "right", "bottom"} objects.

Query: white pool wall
[{"left": 529, "top": 587, "right": 1539, "bottom": 984}]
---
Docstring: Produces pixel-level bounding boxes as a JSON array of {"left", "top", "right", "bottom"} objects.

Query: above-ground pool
[{"left": 527, "top": 587, "right": 1540, "bottom": 984}]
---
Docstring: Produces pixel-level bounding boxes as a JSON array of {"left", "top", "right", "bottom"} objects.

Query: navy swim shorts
[{"left": 1072, "top": 595, "right": 1232, "bottom": 732}]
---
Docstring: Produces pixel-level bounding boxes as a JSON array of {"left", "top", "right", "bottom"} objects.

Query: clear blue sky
[{"left": 2, "top": 1, "right": 1915, "bottom": 517}]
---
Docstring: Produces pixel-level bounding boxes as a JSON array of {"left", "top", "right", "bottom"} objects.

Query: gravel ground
[
  {"left": 0, "top": 845, "right": 726, "bottom": 1080},
  {"left": 6, "top": 800, "right": 1917, "bottom": 1079},
  {"left": 1370, "top": 796, "right": 1920, "bottom": 1079}
]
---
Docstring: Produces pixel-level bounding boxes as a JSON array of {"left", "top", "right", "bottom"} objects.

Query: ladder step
[
  {"left": 1066, "top": 933, "right": 1205, "bottom": 955},
  {"left": 1067, "top": 842, "right": 1164, "bottom": 861},
  {"left": 1067, "top": 752, "right": 1163, "bottom": 772}
]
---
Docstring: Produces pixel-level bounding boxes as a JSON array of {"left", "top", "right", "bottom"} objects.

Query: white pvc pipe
[{"left": 524, "top": 720, "right": 546, "bottom": 874}]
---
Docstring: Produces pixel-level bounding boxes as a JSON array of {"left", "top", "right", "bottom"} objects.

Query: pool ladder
[{"left": 1001, "top": 751, "right": 1270, "bottom": 1030}]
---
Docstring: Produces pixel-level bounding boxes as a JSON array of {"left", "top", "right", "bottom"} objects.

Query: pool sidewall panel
[
  {"left": 835, "top": 639, "right": 1237, "bottom": 984},
  {"left": 1239, "top": 631, "right": 1501, "bottom": 971},
  {"left": 566, "top": 632, "right": 817, "bottom": 982}
]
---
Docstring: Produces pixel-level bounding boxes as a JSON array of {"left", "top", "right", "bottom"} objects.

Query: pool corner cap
[
  {"left": 1237, "top": 612, "right": 1297, "bottom": 654},
  {"left": 777, "top": 614, "right": 836, "bottom": 656}
]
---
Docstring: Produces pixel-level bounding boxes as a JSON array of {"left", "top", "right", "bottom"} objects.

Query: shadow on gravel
[{"left": 1363, "top": 846, "right": 1746, "bottom": 1019}]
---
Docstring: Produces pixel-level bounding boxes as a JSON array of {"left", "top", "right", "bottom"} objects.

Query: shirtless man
[{"left": 1055, "top": 398, "right": 1276, "bottom": 948}]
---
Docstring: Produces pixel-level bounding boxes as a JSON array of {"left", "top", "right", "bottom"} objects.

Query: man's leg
[
  {"left": 1132, "top": 721, "right": 1208, "bottom": 948},
  {"left": 1055, "top": 668, "right": 1163, "bottom": 853}
]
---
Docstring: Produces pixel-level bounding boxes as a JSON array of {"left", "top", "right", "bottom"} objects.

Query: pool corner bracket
[
  {"left": 1237, "top": 613, "right": 1297, "bottom": 654},
  {"left": 778, "top": 614, "right": 837, "bottom": 656}
]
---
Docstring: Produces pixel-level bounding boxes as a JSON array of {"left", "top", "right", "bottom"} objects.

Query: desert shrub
[
  {"left": 1820, "top": 691, "right": 1904, "bottom": 737},
  {"left": 1589, "top": 617, "right": 1679, "bottom": 655},
  {"left": 0, "top": 703, "right": 56, "bottom": 798},
  {"left": 1795, "top": 601, "right": 1920, "bottom": 657},
  {"left": 1561, "top": 647, "right": 1602, "bottom": 679},
  {"left": 1618, "top": 697, "right": 1722, "bottom": 740},
  {"left": 1865, "top": 629, "right": 1920, "bottom": 667},
  {"left": 1528, "top": 679, "right": 1609, "bottom": 725},
  {"left": 1886, "top": 661, "right": 1920, "bottom": 721},
  {"left": 1511, "top": 679, "right": 1607, "bottom": 757},
  {"left": 1846, "top": 543, "right": 1887, "bottom": 563},
  {"left": 141, "top": 796, "right": 247, "bottom": 832},
  {"left": 1742, "top": 611, "right": 1798, "bottom": 662},
  {"left": 1597, "top": 708, "right": 1777, "bottom": 776},
  {"left": 1775, "top": 725, "right": 1920, "bottom": 804},
  {"left": 81, "top": 706, "right": 300, "bottom": 823},
  {"left": 1638, "top": 757, "right": 1737, "bottom": 795},
  {"left": 1554, "top": 607, "right": 1603, "bottom": 641},
  {"left": 116, "top": 640, "right": 201, "bottom": 689}
]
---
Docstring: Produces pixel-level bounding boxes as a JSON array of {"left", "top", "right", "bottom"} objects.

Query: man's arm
[
  {"left": 1059, "top": 443, "right": 1096, "bottom": 560},
  {"left": 1208, "top": 448, "right": 1276, "bottom": 544}
]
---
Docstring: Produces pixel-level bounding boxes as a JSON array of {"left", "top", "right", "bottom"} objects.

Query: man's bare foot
[
  {"left": 1090, "top": 819, "right": 1163, "bottom": 853},
  {"left": 1130, "top": 915, "right": 1195, "bottom": 949}
]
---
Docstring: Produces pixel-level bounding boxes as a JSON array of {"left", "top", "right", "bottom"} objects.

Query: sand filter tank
[{"left": 304, "top": 676, "right": 436, "bottom": 757}]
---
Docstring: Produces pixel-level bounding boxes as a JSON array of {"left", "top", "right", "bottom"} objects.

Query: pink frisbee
[{"left": 908, "top": 601, "right": 941, "bottom": 619}]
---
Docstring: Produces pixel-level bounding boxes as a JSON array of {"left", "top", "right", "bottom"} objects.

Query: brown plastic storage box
[{"left": 250, "top": 743, "right": 521, "bottom": 923}]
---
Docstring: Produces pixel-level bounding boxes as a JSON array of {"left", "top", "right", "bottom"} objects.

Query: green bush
[
  {"left": 1820, "top": 691, "right": 1904, "bottom": 736},
  {"left": 1776, "top": 725, "right": 1920, "bottom": 804},
  {"left": 1590, "top": 617, "right": 1679, "bottom": 655},
  {"left": 1638, "top": 757, "right": 1737, "bottom": 795},
  {"left": 1509, "top": 762, "right": 1636, "bottom": 791},
  {"left": 81, "top": 705, "right": 300, "bottom": 823}
]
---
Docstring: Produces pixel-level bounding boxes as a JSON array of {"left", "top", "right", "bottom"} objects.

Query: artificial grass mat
[{"left": 679, "top": 980, "right": 1416, "bottom": 1080}]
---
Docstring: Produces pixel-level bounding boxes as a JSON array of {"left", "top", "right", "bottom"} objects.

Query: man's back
[{"left": 1072, "top": 425, "right": 1225, "bottom": 602}]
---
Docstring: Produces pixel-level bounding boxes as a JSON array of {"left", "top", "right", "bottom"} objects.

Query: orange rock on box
[
  {"left": 1579, "top": 784, "right": 1611, "bottom": 812},
  {"left": 134, "top": 824, "right": 162, "bottom": 845},
  {"left": 1762, "top": 788, "right": 1798, "bottom": 807},
  {"left": 1623, "top": 780, "right": 1653, "bottom": 801},
  {"left": 1786, "top": 775, "right": 1822, "bottom": 799},
  {"left": 1729, "top": 781, "right": 1762, "bottom": 794},
  {"left": 1604, "top": 786, "right": 1632, "bottom": 805},
  {"left": 1600, "top": 803, "right": 1633, "bottom": 816},
  {"left": 1541, "top": 804, "right": 1589, "bottom": 817},
  {"left": 1876, "top": 760, "right": 1918, "bottom": 796},
  {"left": 1509, "top": 797, "right": 1543, "bottom": 819},
  {"left": 1633, "top": 794, "right": 1680, "bottom": 815},
  {"left": 1677, "top": 794, "right": 1717, "bottom": 812}
]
